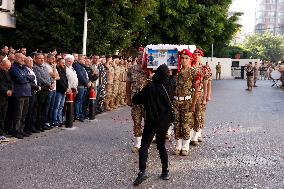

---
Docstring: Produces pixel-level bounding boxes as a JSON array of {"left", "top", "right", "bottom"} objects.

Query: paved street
[{"left": 1, "top": 79, "right": 284, "bottom": 189}]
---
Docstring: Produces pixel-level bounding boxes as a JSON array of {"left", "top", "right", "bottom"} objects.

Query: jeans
[
  {"left": 44, "top": 90, "right": 56, "bottom": 123},
  {"left": 51, "top": 92, "right": 66, "bottom": 124},
  {"left": 75, "top": 87, "right": 87, "bottom": 118}
]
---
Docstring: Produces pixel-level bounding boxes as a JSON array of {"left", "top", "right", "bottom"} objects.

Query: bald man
[
  {"left": 9, "top": 53, "right": 35, "bottom": 139},
  {"left": 0, "top": 59, "right": 13, "bottom": 142}
]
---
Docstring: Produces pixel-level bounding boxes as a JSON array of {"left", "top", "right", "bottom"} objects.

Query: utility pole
[
  {"left": 82, "top": 0, "right": 87, "bottom": 55},
  {"left": 211, "top": 43, "right": 214, "bottom": 62}
]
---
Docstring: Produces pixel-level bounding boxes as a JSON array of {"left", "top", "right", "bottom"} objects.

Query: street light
[{"left": 82, "top": 0, "right": 88, "bottom": 55}]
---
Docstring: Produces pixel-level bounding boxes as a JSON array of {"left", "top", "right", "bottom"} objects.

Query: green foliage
[
  {"left": 243, "top": 32, "right": 284, "bottom": 61},
  {"left": 1, "top": 0, "right": 241, "bottom": 55},
  {"left": 217, "top": 46, "right": 251, "bottom": 59}
]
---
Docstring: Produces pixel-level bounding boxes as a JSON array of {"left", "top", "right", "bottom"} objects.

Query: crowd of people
[{"left": 0, "top": 45, "right": 133, "bottom": 142}]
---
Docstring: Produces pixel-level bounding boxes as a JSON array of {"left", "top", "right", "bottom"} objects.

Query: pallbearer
[
  {"left": 191, "top": 48, "right": 209, "bottom": 146},
  {"left": 126, "top": 55, "right": 148, "bottom": 153},
  {"left": 173, "top": 49, "right": 199, "bottom": 156}
]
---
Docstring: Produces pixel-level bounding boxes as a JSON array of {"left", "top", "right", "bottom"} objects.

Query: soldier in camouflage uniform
[
  {"left": 173, "top": 49, "right": 199, "bottom": 156},
  {"left": 118, "top": 59, "right": 127, "bottom": 106},
  {"left": 245, "top": 62, "right": 254, "bottom": 91},
  {"left": 205, "top": 62, "right": 213, "bottom": 101},
  {"left": 191, "top": 49, "right": 210, "bottom": 146},
  {"left": 96, "top": 56, "right": 107, "bottom": 112},
  {"left": 111, "top": 56, "right": 121, "bottom": 109},
  {"left": 126, "top": 58, "right": 148, "bottom": 153},
  {"left": 103, "top": 56, "right": 114, "bottom": 111}
]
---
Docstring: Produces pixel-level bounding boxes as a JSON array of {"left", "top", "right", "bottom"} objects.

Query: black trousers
[
  {"left": 139, "top": 122, "right": 170, "bottom": 172},
  {"left": 4, "top": 96, "right": 14, "bottom": 133},
  {"left": 36, "top": 90, "right": 49, "bottom": 129},
  {"left": 13, "top": 97, "right": 29, "bottom": 133},
  {"left": 25, "top": 92, "right": 37, "bottom": 131},
  {"left": 0, "top": 95, "right": 8, "bottom": 136}
]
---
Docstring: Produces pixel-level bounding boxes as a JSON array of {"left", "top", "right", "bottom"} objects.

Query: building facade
[
  {"left": 0, "top": 0, "right": 16, "bottom": 28},
  {"left": 255, "top": 0, "right": 284, "bottom": 35}
]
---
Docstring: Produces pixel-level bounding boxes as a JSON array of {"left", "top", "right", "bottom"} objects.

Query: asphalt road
[{"left": 1, "top": 79, "right": 283, "bottom": 189}]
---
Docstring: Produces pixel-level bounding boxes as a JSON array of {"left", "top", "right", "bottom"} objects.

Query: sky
[{"left": 229, "top": 0, "right": 257, "bottom": 34}]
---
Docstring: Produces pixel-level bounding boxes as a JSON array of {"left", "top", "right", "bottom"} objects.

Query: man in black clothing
[
  {"left": 0, "top": 59, "right": 13, "bottom": 142},
  {"left": 132, "top": 64, "right": 172, "bottom": 186}
]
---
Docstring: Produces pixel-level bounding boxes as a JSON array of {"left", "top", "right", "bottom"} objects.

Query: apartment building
[{"left": 255, "top": 0, "right": 284, "bottom": 35}]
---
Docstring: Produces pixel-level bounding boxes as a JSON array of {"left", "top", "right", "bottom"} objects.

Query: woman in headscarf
[{"left": 132, "top": 64, "right": 172, "bottom": 186}]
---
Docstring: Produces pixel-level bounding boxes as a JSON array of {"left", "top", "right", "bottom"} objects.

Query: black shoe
[
  {"left": 42, "top": 126, "right": 51, "bottom": 130},
  {"left": 58, "top": 123, "right": 64, "bottom": 127},
  {"left": 38, "top": 127, "right": 45, "bottom": 132},
  {"left": 16, "top": 133, "right": 24, "bottom": 139},
  {"left": 160, "top": 170, "right": 170, "bottom": 180},
  {"left": 50, "top": 122, "right": 59, "bottom": 127},
  {"left": 75, "top": 117, "right": 84, "bottom": 122},
  {"left": 24, "top": 130, "right": 32, "bottom": 135},
  {"left": 22, "top": 132, "right": 30, "bottom": 137},
  {"left": 30, "top": 128, "right": 40, "bottom": 133},
  {"left": 133, "top": 171, "right": 148, "bottom": 186}
]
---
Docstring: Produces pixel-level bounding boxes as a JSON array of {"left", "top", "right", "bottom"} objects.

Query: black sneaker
[
  {"left": 160, "top": 170, "right": 170, "bottom": 180},
  {"left": 133, "top": 171, "right": 148, "bottom": 186}
]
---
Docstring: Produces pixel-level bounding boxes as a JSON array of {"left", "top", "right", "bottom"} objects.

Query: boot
[
  {"left": 181, "top": 139, "right": 190, "bottom": 156},
  {"left": 114, "top": 98, "right": 119, "bottom": 108},
  {"left": 109, "top": 99, "right": 115, "bottom": 110},
  {"left": 166, "top": 124, "right": 174, "bottom": 139},
  {"left": 173, "top": 139, "right": 182, "bottom": 155},
  {"left": 120, "top": 98, "right": 126, "bottom": 106},
  {"left": 198, "top": 129, "right": 203, "bottom": 142},
  {"left": 132, "top": 137, "right": 141, "bottom": 153},
  {"left": 190, "top": 131, "right": 199, "bottom": 146},
  {"left": 104, "top": 100, "right": 111, "bottom": 111}
]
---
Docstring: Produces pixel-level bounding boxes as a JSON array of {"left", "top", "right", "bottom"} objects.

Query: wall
[{"left": 201, "top": 58, "right": 261, "bottom": 79}]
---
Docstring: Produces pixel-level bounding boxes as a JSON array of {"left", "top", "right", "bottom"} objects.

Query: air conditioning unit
[{"left": 0, "top": 0, "right": 14, "bottom": 13}]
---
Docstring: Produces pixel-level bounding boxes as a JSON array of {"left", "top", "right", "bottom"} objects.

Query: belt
[{"left": 174, "top": 96, "right": 191, "bottom": 101}]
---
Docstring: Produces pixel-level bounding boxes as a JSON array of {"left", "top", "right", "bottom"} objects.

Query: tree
[
  {"left": 1, "top": 0, "right": 241, "bottom": 55},
  {"left": 86, "top": 0, "right": 157, "bottom": 55},
  {"left": 243, "top": 32, "right": 284, "bottom": 62},
  {"left": 138, "top": 0, "right": 242, "bottom": 53},
  {"left": 11, "top": 0, "right": 84, "bottom": 53}
]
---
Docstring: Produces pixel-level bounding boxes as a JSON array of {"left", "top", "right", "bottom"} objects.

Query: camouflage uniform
[
  {"left": 216, "top": 64, "right": 221, "bottom": 79},
  {"left": 118, "top": 63, "right": 127, "bottom": 105},
  {"left": 246, "top": 65, "right": 254, "bottom": 90},
  {"left": 127, "top": 64, "right": 148, "bottom": 137},
  {"left": 104, "top": 64, "right": 114, "bottom": 111},
  {"left": 97, "top": 64, "right": 107, "bottom": 111},
  {"left": 112, "top": 63, "right": 121, "bottom": 108},
  {"left": 190, "top": 65, "right": 211, "bottom": 145},
  {"left": 194, "top": 65, "right": 209, "bottom": 132},
  {"left": 253, "top": 65, "right": 259, "bottom": 86},
  {"left": 174, "top": 67, "right": 196, "bottom": 140},
  {"left": 174, "top": 67, "right": 197, "bottom": 156}
]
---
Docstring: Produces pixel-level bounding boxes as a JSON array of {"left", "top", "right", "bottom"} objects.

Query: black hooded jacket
[{"left": 132, "top": 64, "right": 172, "bottom": 128}]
